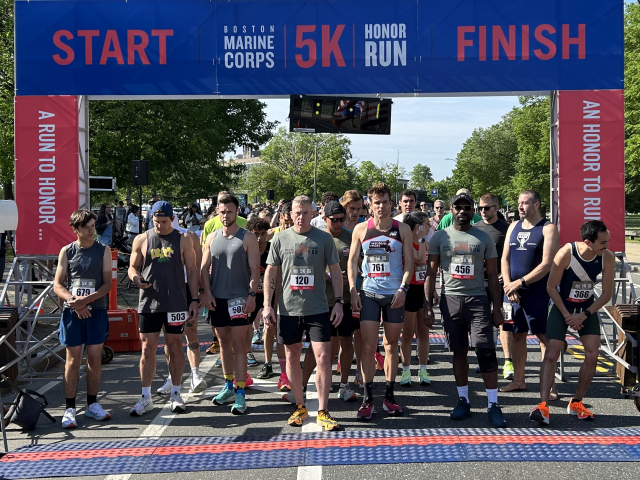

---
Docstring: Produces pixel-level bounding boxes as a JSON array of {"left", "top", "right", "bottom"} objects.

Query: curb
[{"left": 21, "top": 343, "right": 66, "bottom": 375}]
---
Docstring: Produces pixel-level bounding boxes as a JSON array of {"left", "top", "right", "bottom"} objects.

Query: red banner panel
[
  {"left": 14, "top": 96, "right": 79, "bottom": 255},
  {"left": 558, "top": 90, "right": 625, "bottom": 252}
]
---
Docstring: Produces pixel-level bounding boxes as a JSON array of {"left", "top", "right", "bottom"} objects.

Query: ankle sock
[
  {"left": 385, "top": 380, "right": 395, "bottom": 400},
  {"left": 403, "top": 365, "right": 410, "bottom": 372},
  {"left": 224, "top": 374, "right": 234, "bottom": 388},
  {"left": 419, "top": 364, "right": 427, "bottom": 371},
  {"left": 171, "top": 385, "right": 180, "bottom": 396},
  {"left": 86, "top": 394, "right": 97, "bottom": 406},
  {"left": 486, "top": 388, "right": 498, "bottom": 408},
  {"left": 364, "top": 382, "right": 374, "bottom": 402},
  {"left": 65, "top": 397, "right": 76, "bottom": 409},
  {"left": 457, "top": 385, "right": 469, "bottom": 402},
  {"left": 142, "top": 387, "right": 151, "bottom": 398}
]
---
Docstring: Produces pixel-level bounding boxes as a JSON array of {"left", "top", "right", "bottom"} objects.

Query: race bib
[
  {"left": 257, "top": 273, "right": 264, "bottom": 294},
  {"left": 72, "top": 279, "right": 95, "bottom": 297},
  {"left": 502, "top": 302, "right": 513, "bottom": 322},
  {"left": 414, "top": 264, "right": 428, "bottom": 284},
  {"left": 352, "top": 310, "right": 360, "bottom": 319},
  {"left": 367, "top": 254, "right": 390, "bottom": 277},
  {"left": 228, "top": 297, "right": 248, "bottom": 320},
  {"left": 291, "top": 267, "right": 314, "bottom": 290},
  {"left": 342, "top": 246, "right": 350, "bottom": 257},
  {"left": 568, "top": 281, "right": 594, "bottom": 303},
  {"left": 450, "top": 255, "right": 474, "bottom": 280},
  {"left": 167, "top": 311, "right": 188, "bottom": 326}
]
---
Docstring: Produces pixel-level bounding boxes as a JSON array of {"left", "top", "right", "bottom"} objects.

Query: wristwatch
[
  {"left": 520, "top": 278, "right": 527, "bottom": 287},
  {"left": 334, "top": 297, "right": 344, "bottom": 304},
  {"left": 248, "top": 291, "right": 257, "bottom": 297},
  {"left": 418, "top": 238, "right": 427, "bottom": 243},
  {"left": 198, "top": 288, "right": 205, "bottom": 294},
  {"left": 401, "top": 282, "right": 410, "bottom": 290},
  {"left": 190, "top": 298, "right": 200, "bottom": 304}
]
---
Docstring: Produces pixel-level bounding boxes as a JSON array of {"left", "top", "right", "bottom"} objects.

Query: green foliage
[
  {"left": 0, "top": 0, "right": 14, "bottom": 199},
  {"left": 90, "top": 100, "right": 275, "bottom": 202},
  {"left": 408, "top": 163, "right": 434, "bottom": 190},
  {"left": 354, "top": 160, "right": 405, "bottom": 195},
  {"left": 626, "top": 2, "right": 640, "bottom": 213}
]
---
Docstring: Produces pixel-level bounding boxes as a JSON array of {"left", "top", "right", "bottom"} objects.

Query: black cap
[
  {"left": 451, "top": 193, "right": 474, "bottom": 205},
  {"left": 324, "top": 200, "right": 346, "bottom": 217}
]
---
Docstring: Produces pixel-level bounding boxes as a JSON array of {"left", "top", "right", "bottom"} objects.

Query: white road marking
[
  {"left": 36, "top": 379, "right": 62, "bottom": 396},
  {"left": 298, "top": 373, "right": 321, "bottom": 480}
]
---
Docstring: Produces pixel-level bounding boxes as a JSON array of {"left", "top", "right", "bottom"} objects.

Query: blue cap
[{"left": 150, "top": 200, "right": 173, "bottom": 218}]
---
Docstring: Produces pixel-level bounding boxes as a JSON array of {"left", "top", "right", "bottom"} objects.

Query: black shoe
[
  {"left": 257, "top": 363, "right": 273, "bottom": 379},
  {"left": 488, "top": 402, "right": 508, "bottom": 428},
  {"left": 450, "top": 397, "right": 471, "bottom": 420}
]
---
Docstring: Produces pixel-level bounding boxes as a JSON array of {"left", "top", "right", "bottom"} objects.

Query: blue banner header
[{"left": 15, "top": 0, "right": 623, "bottom": 96}]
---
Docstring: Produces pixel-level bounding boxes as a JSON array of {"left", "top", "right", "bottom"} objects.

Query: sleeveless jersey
[
  {"left": 558, "top": 242, "right": 602, "bottom": 312},
  {"left": 508, "top": 218, "right": 548, "bottom": 293},
  {"left": 209, "top": 227, "right": 250, "bottom": 299},
  {"left": 409, "top": 241, "right": 428, "bottom": 285},
  {"left": 361, "top": 219, "right": 403, "bottom": 295},
  {"left": 139, "top": 229, "right": 187, "bottom": 313},
  {"left": 65, "top": 241, "right": 107, "bottom": 309}
]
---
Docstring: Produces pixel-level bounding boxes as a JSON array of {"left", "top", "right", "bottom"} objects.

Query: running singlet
[
  {"left": 410, "top": 242, "right": 428, "bottom": 285},
  {"left": 65, "top": 241, "right": 107, "bottom": 309},
  {"left": 508, "top": 218, "right": 548, "bottom": 293},
  {"left": 558, "top": 242, "right": 602, "bottom": 312},
  {"left": 209, "top": 228, "right": 250, "bottom": 299},
  {"left": 361, "top": 219, "right": 403, "bottom": 295}
]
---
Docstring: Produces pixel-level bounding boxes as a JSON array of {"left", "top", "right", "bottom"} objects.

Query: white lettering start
[
  {"left": 582, "top": 100, "right": 601, "bottom": 220},
  {"left": 38, "top": 111, "right": 56, "bottom": 224}
]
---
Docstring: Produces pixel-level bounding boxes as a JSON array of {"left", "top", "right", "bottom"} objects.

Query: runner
[
  {"left": 500, "top": 190, "right": 559, "bottom": 396},
  {"left": 436, "top": 189, "right": 482, "bottom": 229},
  {"left": 430, "top": 199, "right": 446, "bottom": 234},
  {"left": 424, "top": 192, "right": 507, "bottom": 427},
  {"left": 263, "top": 195, "right": 344, "bottom": 431},
  {"left": 473, "top": 193, "right": 512, "bottom": 379},
  {"left": 399, "top": 211, "right": 432, "bottom": 387},
  {"left": 393, "top": 190, "right": 417, "bottom": 221},
  {"left": 311, "top": 191, "right": 339, "bottom": 230},
  {"left": 348, "top": 183, "right": 414, "bottom": 420},
  {"left": 128, "top": 201, "right": 200, "bottom": 416},
  {"left": 53, "top": 210, "right": 113, "bottom": 428},
  {"left": 530, "top": 220, "right": 614, "bottom": 425},
  {"left": 201, "top": 193, "right": 260, "bottom": 415},
  {"left": 156, "top": 215, "right": 208, "bottom": 395}
]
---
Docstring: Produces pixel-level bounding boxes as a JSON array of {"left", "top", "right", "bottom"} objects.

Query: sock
[
  {"left": 237, "top": 381, "right": 246, "bottom": 389},
  {"left": 264, "top": 362, "right": 271, "bottom": 367},
  {"left": 486, "top": 388, "right": 498, "bottom": 408},
  {"left": 279, "top": 358, "right": 287, "bottom": 372},
  {"left": 419, "top": 364, "right": 427, "bottom": 371},
  {"left": 457, "top": 385, "right": 469, "bottom": 402},
  {"left": 65, "top": 397, "right": 76, "bottom": 409},
  {"left": 505, "top": 357, "right": 512, "bottom": 363},
  {"left": 171, "top": 385, "right": 180, "bottom": 396},
  {"left": 340, "top": 382, "right": 348, "bottom": 388},
  {"left": 364, "top": 382, "right": 374, "bottom": 402},
  {"left": 142, "top": 386, "right": 151, "bottom": 398},
  {"left": 236, "top": 388, "right": 245, "bottom": 397},
  {"left": 224, "top": 374, "right": 234, "bottom": 388},
  {"left": 571, "top": 398, "right": 581, "bottom": 403},
  {"left": 403, "top": 365, "right": 410, "bottom": 372},
  {"left": 385, "top": 381, "right": 395, "bottom": 400},
  {"left": 191, "top": 367, "right": 199, "bottom": 377},
  {"left": 302, "top": 386, "right": 307, "bottom": 393},
  {"left": 86, "top": 394, "right": 97, "bottom": 406}
]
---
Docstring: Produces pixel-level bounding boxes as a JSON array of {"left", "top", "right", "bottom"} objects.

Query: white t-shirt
[
  {"left": 126, "top": 213, "right": 139, "bottom": 233},
  {"left": 311, "top": 216, "right": 327, "bottom": 230}
]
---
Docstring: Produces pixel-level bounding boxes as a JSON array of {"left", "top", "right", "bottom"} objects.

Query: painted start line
[{"left": 2, "top": 427, "right": 640, "bottom": 478}]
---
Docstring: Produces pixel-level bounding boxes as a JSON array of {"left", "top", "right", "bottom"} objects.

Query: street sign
[{"left": 430, "top": 189, "right": 438, "bottom": 197}]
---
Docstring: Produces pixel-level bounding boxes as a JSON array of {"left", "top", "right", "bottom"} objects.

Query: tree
[
  {"left": 353, "top": 160, "right": 405, "bottom": 195},
  {"left": 0, "top": 1, "right": 14, "bottom": 199},
  {"left": 90, "top": 100, "right": 275, "bottom": 202},
  {"left": 625, "top": 2, "right": 640, "bottom": 213},
  {"left": 409, "top": 163, "right": 434, "bottom": 190}
]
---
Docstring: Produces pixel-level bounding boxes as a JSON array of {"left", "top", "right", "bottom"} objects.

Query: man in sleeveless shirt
[
  {"left": 425, "top": 193, "right": 507, "bottom": 427},
  {"left": 201, "top": 193, "right": 260, "bottom": 415},
  {"left": 500, "top": 190, "right": 559, "bottom": 396},
  {"left": 263, "top": 195, "right": 344, "bottom": 431},
  {"left": 128, "top": 201, "right": 200, "bottom": 416},
  {"left": 530, "top": 220, "right": 614, "bottom": 425},
  {"left": 54, "top": 210, "right": 113, "bottom": 429},
  {"left": 348, "top": 183, "right": 414, "bottom": 420}
]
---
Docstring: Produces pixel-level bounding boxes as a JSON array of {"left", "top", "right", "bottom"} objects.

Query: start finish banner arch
[{"left": 15, "top": 0, "right": 623, "bottom": 96}]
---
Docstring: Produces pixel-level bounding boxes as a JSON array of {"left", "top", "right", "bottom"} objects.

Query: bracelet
[{"left": 398, "top": 286, "right": 407, "bottom": 294}]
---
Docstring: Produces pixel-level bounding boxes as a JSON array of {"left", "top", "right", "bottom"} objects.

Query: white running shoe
[
  {"left": 85, "top": 402, "right": 111, "bottom": 421},
  {"left": 130, "top": 396, "right": 154, "bottom": 416},
  {"left": 189, "top": 373, "right": 208, "bottom": 393},
  {"left": 338, "top": 385, "right": 358, "bottom": 402},
  {"left": 157, "top": 377, "right": 173, "bottom": 395},
  {"left": 170, "top": 392, "right": 186, "bottom": 413},
  {"left": 61, "top": 408, "right": 77, "bottom": 429}
]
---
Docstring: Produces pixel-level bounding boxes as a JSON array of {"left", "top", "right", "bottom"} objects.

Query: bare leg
[
  {"left": 216, "top": 327, "right": 234, "bottom": 375},
  {"left": 452, "top": 348, "right": 469, "bottom": 387},
  {"left": 510, "top": 332, "right": 528, "bottom": 383},
  {"left": 285, "top": 343, "right": 304, "bottom": 405},
  {"left": 232, "top": 325, "right": 250, "bottom": 383},
  {"left": 264, "top": 323, "right": 276, "bottom": 363},
  {"left": 499, "top": 326, "right": 512, "bottom": 359},
  {"left": 416, "top": 311, "right": 430, "bottom": 365},
  {"left": 140, "top": 332, "right": 161, "bottom": 387},
  {"left": 64, "top": 346, "right": 82, "bottom": 399},
  {"left": 573, "top": 335, "right": 600, "bottom": 400},
  {"left": 85, "top": 344, "right": 104, "bottom": 397},
  {"left": 338, "top": 336, "right": 354, "bottom": 384},
  {"left": 353, "top": 328, "right": 362, "bottom": 376},
  {"left": 184, "top": 322, "right": 200, "bottom": 369},
  {"left": 400, "top": 312, "right": 416, "bottom": 367},
  {"left": 539, "top": 340, "right": 563, "bottom": 403},
  {"left": 359, "top": 321, "right": 379, "bottom": 383},
  {"left": 313, "top": 341, "right": 332, "bottom": 411},
  {"left": 382, "top": 322, "right": 402, "bottom": 382},
  {"left": 165, "top": 333, "right": 185, "bottom": 387}
]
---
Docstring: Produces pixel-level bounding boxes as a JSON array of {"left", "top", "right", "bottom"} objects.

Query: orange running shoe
[
  {"left": 567, "top": 400, "right": 594, "bottom": 420},
  {"left": 529, "top": 401, "right": 550, "bottom": 425}
]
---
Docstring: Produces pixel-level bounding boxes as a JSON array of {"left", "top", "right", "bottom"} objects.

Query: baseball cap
[
  {"left": 150, "top": 200, "right": 174, "bottom": 217},
  {"left": 451, "top": 193, "right": 474, "bottom": 205},
  {"left": 324, "top": 200, "right": 346, "bottom": 217}
]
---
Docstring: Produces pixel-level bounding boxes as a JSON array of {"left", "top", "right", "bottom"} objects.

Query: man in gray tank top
[
  {"left": 201, "top": 193, "right": 260, "bottom": 415},
  {"left": 54, "top": 210, "right": 113, "bottom": 429},
  {"left": 128, "top": 201, "right": 200, "bottom": 416}
]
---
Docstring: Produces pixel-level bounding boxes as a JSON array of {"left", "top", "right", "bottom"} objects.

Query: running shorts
[
  {"left": 360, "top": 290, "right": 405, "bottom": 324},
  {"left": 139, "top": 311, "right": 186, "bottom": 335},
  {"left": 278, "top": 312, "right": 331, "bottom": 345},
  {"left": 208, "top": 298, "right": 253, "bottom": 328},
  {"left": 59, "top": 308, "right": 109, "bottom": 348},
  {"left": 546, "top": 304, "right": 600, "bottom": 341},
  {"left": 502, "top": 290, "right": 549, "bottom": 335},
  {"left": 330, "top": 304, "right": 360, "bottom": 337},
  {"left": 405, "top": 284, "right": 425, "bottom": 313},
  {"left": 440, "top": 294, "right": 494, "bottom": 351}
]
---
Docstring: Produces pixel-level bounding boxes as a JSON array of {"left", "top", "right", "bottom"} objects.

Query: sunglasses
[
  {"left": 434, "top": 206, "right": 444, "bottom": 209},
  {"left": 478, "top": 205, "right": 497, "bottom": 211},
  {"left": 453, "top": 205, "right": 473, "bottom": 212},
  {"left": 328, "top": 217, "right": 346, "bottom": 223}
]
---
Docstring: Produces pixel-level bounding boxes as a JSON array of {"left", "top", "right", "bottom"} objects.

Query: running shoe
[
  {"left": 85, "top": 402, "right": 110, "bottom": 421},
  {"left": 503, "top": 360, "right": 515, "bottom": 380},
  {"left": 450, "top": 397, "right": 471, "bottom": 420},
  {"left": 130, "top": 396, "right": 154, "bottom": 416},
  {"left": 189, "top": 372, "right": 208, "bottom": 393},
  {"left": 206, "top": 339, "right": 220, "bottom": 355},
  {"left": 400, "top": 369, "right": 412, "bottom": 387},
  {"left": 283, "top": 390, "right": 306, "bottom": 404},
  {"left": 247, "top": 352, "right": 258, "bottom": 367},
  {"left": 354, "top": 370, "right": 364, "bottom": 389},
  {"left": 61, "top": 408, "right": 77, "bottom": 429},
  {"left": 316, "top": 409, "right": 341, "bottom": 431},
  {"left": 215, "top": 357, "right": 222, "bottom": 368},
  {"left": 288, "top": 405, "right": 309, "bottom": 426},
  {"left": 278, "top": 372, "right": 291, "bottom": 392},
  {"left": 488, "top": 402, "right": 507, "bottom": 427},
  {"left": 231, "top": 392, "right": 247, "bottom": 415},
  {"left": 530, "top": 401, "right": 550, "bottom": 426},
  {"left": 233, "top": 372, "right": 254, "bottom": 389},
  {"left": 383, "top": 397, "right": 403, "bottom": 416},
  {"left": 157, "top": 377, "right": 173, "bottom": 395},
  {"left": 338, "top": 385, "right": 357, "bottom": 402},
  {"left": 170, "top": 392, "right": 186, "bottom": 413},
  {"left": 257, "top": 363, "right": 273, "bottom": 379},
  {"left": 356, "top": 400, "right": 375, "bottom": 420},
  {"left": 213, "top": 386, "right": 236, "bottom": 405},
  {"left": 419, "top": 369, "right": 431, "bottom": 386},
  {"left": 375, "top": 351, "right": 385, "bottom": 371},
  {"left": 251, "top": 329, "right": 262, "bottom": 345},
  {"left": 567, "top": 400, "right": 594, "bottom": 420}
]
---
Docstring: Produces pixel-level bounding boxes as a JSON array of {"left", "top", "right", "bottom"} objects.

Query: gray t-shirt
[
  {"left": 267, "top": 226, "right": 340, "bottom": 316},
  {"left": 428, "top": 225, "right": 497, "bottom": 297}
]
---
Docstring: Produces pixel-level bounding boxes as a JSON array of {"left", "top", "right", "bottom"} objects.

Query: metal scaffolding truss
[{"left": 78, "top": 95, "right": 90, "bottom": 210}]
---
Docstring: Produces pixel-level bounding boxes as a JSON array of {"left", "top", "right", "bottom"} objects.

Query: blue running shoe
[
  {"left": 450, "top": 397, "right": 471, "bottom": 420},
  {"left": 488, "top": 402, "right": 508, "bottom": 428},
  {"left": 213, "top": 386, "right": 236, "bottom": 405},
  {"left": 231, "top": 391, "right": 247, "bottom": 415}
]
